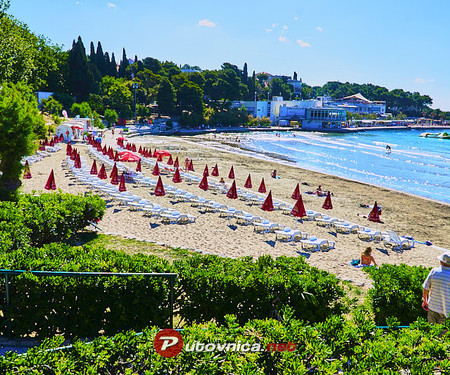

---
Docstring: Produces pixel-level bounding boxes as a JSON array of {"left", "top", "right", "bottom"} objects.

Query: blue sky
[{"left": 8, "top": 0, "right": 450, "bottom": 110}]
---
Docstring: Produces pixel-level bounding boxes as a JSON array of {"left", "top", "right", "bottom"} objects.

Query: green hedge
[
  {"left": 175, "top": 254, "right": 345, "bottom": 325},
  {"left": 0, "top": 193, "right": 105, "bottom": 248},
  {"left": 1, "top": 312, "right": 449, "bottom": 374},
  {"left": 364, "top": 264, "right": 430, "bottom": 325}
]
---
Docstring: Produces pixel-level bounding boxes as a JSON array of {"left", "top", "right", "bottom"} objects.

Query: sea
[{"left": 240, "top": 128, "right": 450, "bottom": 204}]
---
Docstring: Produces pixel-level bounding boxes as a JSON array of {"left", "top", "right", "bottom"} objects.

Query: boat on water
[{"left": 419, "top": 132, "right": 450, "bottom": 139}]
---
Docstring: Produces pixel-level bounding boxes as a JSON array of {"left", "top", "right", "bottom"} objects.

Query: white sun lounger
[
  {"left": 384, "top": 230, "right": 414, "bottom": 251},
  {"left": 357, "top": 227, "right": 383, "bottom": 242},
  {"left": 253, "top": 220, "right": 281, "bottom": 233},
  {"left": 334, "top": 222, "right": 359, "bottom": 234},
  {"left": 300, "top": 237, "right": 335, "bottom": 252},
  {"left": 275, "top": 227, "right": 308, "bottom": 242}
]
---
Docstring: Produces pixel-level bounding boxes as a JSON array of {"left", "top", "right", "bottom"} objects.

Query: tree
[
  {"left": 178, "top": 81, "right": 204, "bottom": 113},
  {"left": 293, "top": 72, "right": 298, "bottom": 81},
  {"left": 71, "top": 102, "right": 92, "bottom": 118},
  {"left": 156, "top": 77, "right": 176, "bottom": 115},
  {"left": 104, "top": 108, "right": 118, "bottom": 126},
  {"left": 0, "top": 83, "right": 45, "bottom": 200},
  {"left": 118, "top": 48, "right": 129, "bottom": 78},
  {"left": 41, "top": 96, "right": 62, "bottom": 115}
]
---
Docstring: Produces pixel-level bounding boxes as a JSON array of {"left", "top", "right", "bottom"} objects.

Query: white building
[{"left": 330, "top": 93, "right": 386, "bottom": 115}]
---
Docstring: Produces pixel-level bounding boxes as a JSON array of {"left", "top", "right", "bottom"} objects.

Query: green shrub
[{"left": 364, "top": 264, "right": 430, "bottom": 325}]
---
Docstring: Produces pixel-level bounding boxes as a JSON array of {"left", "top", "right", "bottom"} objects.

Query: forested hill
[{"left": 301, "top": 81, "right": 434, "bottom": 117}]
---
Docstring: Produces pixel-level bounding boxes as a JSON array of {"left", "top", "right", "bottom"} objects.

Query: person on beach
[
  {"left": 219, "top": 178, "right": 225, "bottom": 184},
  {"left": 361, "top": 247, "right": 377, "bottom": 266},
  {"left": 271, "top": 170, "right": 277, "bottom": 178},
  {"left": 422, "top": 252, "right": 450, "bottom": 324}
]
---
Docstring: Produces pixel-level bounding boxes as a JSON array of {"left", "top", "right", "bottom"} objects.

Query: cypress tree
[
  {"left": 89, "top": 41, "right": 96, "bottom": 66},
  {"left": 109, "top": 53, "right": 117, "bottom": 77},
  {"left": 67, "top": 36, "right": 95, "bottom": 102},
  {"left": 293, "top": 71, "right": 298, "bottom": 81},
  {"left": 96, "top": 41, "right": 107, "bottom": 76},
  {"left": 118, "top": 48, "right": 129, "bottom": 78},
  {"left": 242, "top": 62, "right": 248, "bottom": 84}
]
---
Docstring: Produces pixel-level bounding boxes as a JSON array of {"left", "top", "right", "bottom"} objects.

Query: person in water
[{"left": 386, "top": 145, "right": 391, "bottom": 153}]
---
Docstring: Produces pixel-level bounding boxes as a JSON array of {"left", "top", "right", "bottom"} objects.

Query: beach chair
[
  {"left": 300, "top": 237, "right": 332, "bottom": 252},
  {"left": 275, "top": 227, "right": 307, "bottom": 242},
  {"left": 218, "top": 207, "right": 238, "bottom": 218},
  {"left": 316, "top": 216, "right": 339, "bottom": 228},
  {"left": 253, "top": 220, "right": 280, "bottom": 233},
  {"left": 235, "top": 212, "right": 258, "bottom": 225},
  {"left": 160, "top": 211, "right": 182, "bottom": 224},
  {"left": 384, "top": 230, "right": 414, "bottom": 251},
  {"left": 191, "top": 197, "right": 208, "bottom": 207},
  {"left": 334, "top": 222, "right": 359, "bottom": 234},
  {"left": 357, "top": 227, "right": 383, "bottom": 242},
  {"left": 306, "top": 210, "right": 323, "bottom": 221}
]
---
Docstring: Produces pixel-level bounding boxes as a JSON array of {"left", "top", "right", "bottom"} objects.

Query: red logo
[{"left": 154, "top": 329, "right": 184, "bottom": 357}]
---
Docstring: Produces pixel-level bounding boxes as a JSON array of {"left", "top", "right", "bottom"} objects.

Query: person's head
[
  {"left": 437, "top": 252, "right": 450, "bottom": 267},
  {"left": 362, "top": 247, "right": 372, "bottom": 257}
]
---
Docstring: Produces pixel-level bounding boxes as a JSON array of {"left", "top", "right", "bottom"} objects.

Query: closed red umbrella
[
  {"left": 110, "top": 163, "right": 118, "bottom": 179},
  {"left": 111, "top": 169, "right": 119, "bottom": 185},
  {"left": 131, "top": 144, "right": 136, "bottom": 152},
  {"left": 172, "top": 167, "right": 182, "bottom": 183},
  {"left": 154, "top": 176, "right": 165, "bottom": 196},
  {"left": 292, "top": 183, "right": 301, "bottom": 200},
  {"left": 261, "top": 191, "right": 274, "bottom": 211},
  {"left": 199, "top": 175, "right": 209, "bottom": 190},
  {"left": 70, "top": 149, "right": 77, "bottom": 161},
  {"left": 322, "top": 191, "right": 333, "bottom": 210},
  {"left": 228, "top": 166, "right": 235, "bottom": 179},
  {"left": 139, "top": 146, "right": 142, "bottom": 154},
  {"left": 66, "top": 142, "right": 72, "bottom": 156},
  {"left": 74, "top": 153, "right": 81, "bottom": 168},
  {"left": 102, "top": 145, "right": 107, "bottom": 155},
  {"left": 157, "top": 153, "right": 163, "bottom": 162},
  {"left": 211, "top": 164, "right": 219, "bottom": 177},
  {"left": 152, "top": 162, "right": 160, "bottom": 176},
  {"left": 23, "top": 160, "right": 32, "bottom": 179},
  {"left": 203, "top": 165, "right": 209, "bottom": 177},
  {"left": 167, "top": 155, "right": 174, "bottom": 165},
  {"left": 114, "top": 151, "right": 120, "bottom": 161},
  {"left": 368, "top": 201, "right": 381, "bottom": 223},
  {"left": 136, "top": 159, "right": 142, "bottom": 172},
  {"left": 98, "top": 164, "right": 107, "bottom": 179},
  {"left": 244, "top": 174, "right": 252, "bottom": 189},
  {"left": 90, "top": 160, "right": 98, "bottom": 175},
  {"left": 174, "top": 157, "right": 179, "bottom": 168},
  {"left": 189, "top": 160, "right": 194, "bottom": 172},
  {"left": 153, "top": 149, "right": 157, "bottom": 158},
  {"left": 291, "top": 195, "right": 306, "bottom": 218},
  {"left": 118, "top": 173, "right": 126, "bottom": 192},
  {"left": 44, "top": 169, "right": 56, "bottom": 190},
  {"left": 258, "top": 178, "right": 266, "bottom": 193},
  {"left": 226, "top": 180, "right": 238, "bottom": 199}
]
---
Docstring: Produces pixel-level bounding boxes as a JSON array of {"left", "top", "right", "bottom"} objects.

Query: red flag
[
  {"left": 322, "top": 191, "right": 333, "bottom": 210},
  {"left": 291, "top": 195, "right": 306, "bottom": 218},
  {"left": 152, "top": 162, "right": 160, "bottom": 176},
  {"left": 118, "top": 173, "right": 126, "bottom": 192},
  {"left": 98, "top": 164, "right": 107, "bottom": 179},
  {"left": 23, "top": 160, "right": 32, "bottom": 179},
  {"left": 258, "top": 178, "right": 266, "bottom": 193},
  {"left": 203, "top": 165, "right": 209, "bottom": 177},
  {"left": 244, "top": 174, "right": 252, "bottom": 188},
  {"left": 172, "top": 167, "right": 182, "bottom": 183},
  {"left": 154, "top": 176, "right": 165, "bottom": 196},
  {"left": 174, "top": 157, "right": 179, "bottom": 168},
  {"left": 211, "top": 163, "right": 219, "bottom": 177},
  {"left": 291, "top": 183, "right": 301, "bottom": 200},
  {"left": 226, "top": 180, "right": 238, "bottom": 199},
  {"left": 199, "top": 175, "right": 209, "bottom": 190},
  {"left": 167, "top": 155, "right": 173, "bottom": 165},
  {"left": 261, "top": 191, "right": 274, "bottom": 211},
  {"left": 44, "top": 169, "right": 56, "bottom": 190},
  {"left": 368, "top": 201, "right": 381, "bottom": 222},
  {"left": 228, "top": 166, "right": 235, "bottom": 179},
  {"left": 90, "top": 160, "right": 98, "bottom": 175},
  {"left": 136, "top": 159, "right": 142, "bottom": 172}
]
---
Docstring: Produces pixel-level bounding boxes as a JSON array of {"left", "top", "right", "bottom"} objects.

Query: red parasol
[
  {"left": 74, "top": 153, "right": 81, "bottom": 168},
  {"left": 157, "top": 154, "right": 163, "bottom": 162},
  {"left": 153, "top": 149, "right": 157, "bottom": 158},
  {"left": 189, "top": 159, "right": 194, "bottom": 172},
  {"left": 118, "top": 151, "right": 141, "bottom": 162},
  {"left": 322, "top": 191, "right": 333, "bottom": 210},
  {"left": 228, "top": 166, "right": 235, "bottom": 179},
  {"left": 23, "top": 160, "right": 32, "bottom": 179},
  {"left": 174, "top": 157, "right": 179, "bottom": 168},
  {"left": 155, "top": 150, "right": 171, "bottom": 158},
  {"left": 244, "top": 174, "right": 252, "bottom": 189},
  {"left": 131, "top": 144, "right": 136, "bottom": 152},
  {"left": 199, "top": 175, "right": 209, "bottom": 190},
  {"left": 167, "top": 155, "right": 173, "bottom": 165},
  {"left": 203, "top": 165, "right": 209, "bottom": 177},
  {"left": 66, "top": 142, "right": 72, "bottom": 156},
  {"left": 226, "top": 180, "right": 238, "bottom": 199},
  {"left": 291, "top": 183, "right": 301, "bottom": 200},
  {"left": 136, "top": 159, "right": 142, "bottom": 172},
  {"left": 118, "top": 173, "right": 126, "bottom": 192},
  {"left": 152, "top": 162, "right": 160, "bottom": 176},
  {"left": 44, "top": 169, "right": 56, "bottom": 190},
  {"left": 70, "top": 149, "right": 77, "bottom": 161},
  {"left": 368, "top": 201, "right": 381, "bottom": 222},
  {"left": 154, "top": 176, "right": 165, "bottom": 196},
  {"left": 98, "top": 164, "right": 107, "bottom": 179},
  {"left": 102, "top": 145, "right": 107, "bottom": 155},
  {"left": 59, "top": 133, "right": 64, "bottom": 142},
  {"left": 211, "top": 163, "right": 219, "bottom": 177},
  {"left": 90, "top": 160, "right": 98, "bottom": 175},
  {"left": 261, "top": 191, "right": 274, "bottom": 211},
  {"left": 291, "top": 195, "right": 306, "bottom": 218},
  {"left": 138, "top": 146, "right": 142, "bottom": 154},
  {"left": 172, "top": 167, "right": 182, "bottom": 183},
  {"left": 258, "top": 178, "right": 266, "bottom": 193},
  {"left": 114, "top": 151, "right": 120, "bottom": 162}
]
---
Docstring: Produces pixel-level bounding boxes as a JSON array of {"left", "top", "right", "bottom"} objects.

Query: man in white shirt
[{"left": 422, "top": 252, "right": 450, "bottom": 324}]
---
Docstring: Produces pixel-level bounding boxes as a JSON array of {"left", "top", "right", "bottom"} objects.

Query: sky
[{"left": 8, "top": 0, "right": 450, "bottom": 110}]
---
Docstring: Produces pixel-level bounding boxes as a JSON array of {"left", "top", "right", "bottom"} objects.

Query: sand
[{"left": 21, "top": 130, "right": 450, "bottom": 288}]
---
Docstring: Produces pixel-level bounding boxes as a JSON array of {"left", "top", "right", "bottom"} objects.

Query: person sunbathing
[
  {"left": 271, "top": 170, "right": 277, "bottom": 178},
  {"left": 361, "top": 247, "right": 377, "bottom": 266}
]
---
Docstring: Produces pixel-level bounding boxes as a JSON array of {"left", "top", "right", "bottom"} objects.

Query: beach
[{"left": 21, "top": 130, "right": 450, "bottom": 288}]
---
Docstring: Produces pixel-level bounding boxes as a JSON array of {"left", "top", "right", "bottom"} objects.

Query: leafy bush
[
  {"left": 1, "top": 313, "right": 449, "bottom": 374},
  {"left": 175, "top": 254, "right": 346, "bottom": 325},
  {"left": 364, "top": 264, "right": 430, "bottom": 325}
]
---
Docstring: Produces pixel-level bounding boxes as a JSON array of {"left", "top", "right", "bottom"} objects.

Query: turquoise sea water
[{"left": 241, "top": 129, "right": 450, "bottom": 204}]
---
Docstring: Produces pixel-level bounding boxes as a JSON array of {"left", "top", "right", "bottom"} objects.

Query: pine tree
[{"left": 118, "top": 48, "right": 129, "bottom": 78}]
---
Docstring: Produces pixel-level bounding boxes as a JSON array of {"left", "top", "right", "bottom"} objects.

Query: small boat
[{"left": 419, "top": 132, "right": 450, "bottom": 139}]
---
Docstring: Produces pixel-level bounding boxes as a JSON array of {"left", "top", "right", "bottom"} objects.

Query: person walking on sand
[
  {"left": 361, "top": 247, "right": 377, "bottom": 266},
  {"left": 422, "top": 252, "right": 450, "bottom": 324}
]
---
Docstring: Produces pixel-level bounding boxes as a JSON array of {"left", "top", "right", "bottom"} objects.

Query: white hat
[{"left": 437, "top": 252, "right": 450, "bottom": 264}]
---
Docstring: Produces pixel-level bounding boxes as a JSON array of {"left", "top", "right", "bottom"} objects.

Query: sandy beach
[{"left": 21, "top": 130, "right": 450, "bottom": 287}]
